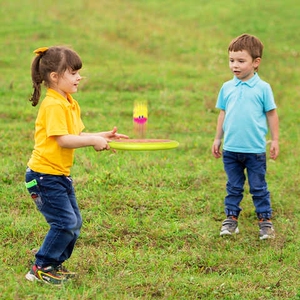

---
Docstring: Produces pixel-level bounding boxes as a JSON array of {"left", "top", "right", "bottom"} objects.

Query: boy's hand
[
  {"left": 269, "top": 140, "right": 279, "bottom": 160},
  {"left": 212, "top": 139, "right": 222, "bottom": 158}
]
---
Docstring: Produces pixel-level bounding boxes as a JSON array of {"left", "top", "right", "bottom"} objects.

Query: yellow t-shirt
[{"left": 28, "top": 88, "right": 85, "bottom": 176}]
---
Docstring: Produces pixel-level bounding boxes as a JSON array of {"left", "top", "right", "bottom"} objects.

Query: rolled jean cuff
[
  {"left": 225, "top": 209, "right": 240, "bottom": 218},
  {"left": 257, "top": 212, "right": 272, "bottom": 220}
]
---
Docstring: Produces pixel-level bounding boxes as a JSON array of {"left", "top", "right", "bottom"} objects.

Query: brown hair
[
  {"left": 29, "top": 46, "right": 82, "bottom": 106},
  {"left": 228, "top": 34, "right": 264, "bottom": 60}
]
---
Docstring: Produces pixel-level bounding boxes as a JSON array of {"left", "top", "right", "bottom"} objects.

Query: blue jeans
[
  {"left": 222, "top": 151, "right": 272, "bottom": 219},
  {"left": 25, "top": 168, "right": 82, "bottom": 267}
]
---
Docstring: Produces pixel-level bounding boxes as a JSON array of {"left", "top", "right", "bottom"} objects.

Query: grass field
[{"left": 1, "top": 0, "right": 300, "bottom": 299}]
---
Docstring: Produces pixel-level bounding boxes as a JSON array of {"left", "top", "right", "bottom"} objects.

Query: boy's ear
[{"left": 253, "top": 57, "right": 261, "bottom": 68}]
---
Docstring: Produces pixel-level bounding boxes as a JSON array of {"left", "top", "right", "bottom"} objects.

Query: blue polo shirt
[{"left": 216, "top": 73, "right": 276, "bottom": 153}]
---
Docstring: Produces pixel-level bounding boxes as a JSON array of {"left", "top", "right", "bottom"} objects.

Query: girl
[{"left": 25, "top": 46, "right": 128, "bottom": 285}]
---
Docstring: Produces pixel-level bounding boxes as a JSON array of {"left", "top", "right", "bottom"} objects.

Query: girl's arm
[
  {"left": 55, "top": 134, "right": 109, "bottom": 151},
  {"left": 212, "top": 110, "right": 225, "bottom": 158},
  {"left": 266, "top": 109, "right": 279, "bottom": 160},
  {"left": 80, "top": 126, "right": 129, "bottom": 140},
  {"left": 55, "top": 127, "right": 129, "bottom": 152}
]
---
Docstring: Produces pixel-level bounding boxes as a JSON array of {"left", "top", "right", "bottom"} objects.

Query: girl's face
[
  {"left": 51, "top": 69, "right": 82, "bottom": 98},
  {"left": 229, "top": 50, "right": 261, "bottom": 82}
]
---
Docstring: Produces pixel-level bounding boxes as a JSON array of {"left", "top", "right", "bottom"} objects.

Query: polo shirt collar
[
  {"left": 234, "top": 73, "right": 260, "bottom": 87},
  {"left": 46, "top": 88, "right": 75, "bottom": 107}
]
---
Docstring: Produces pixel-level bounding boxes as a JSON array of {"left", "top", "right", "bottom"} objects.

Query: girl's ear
[{"left": 49, "top": 72, "right": 58, "bottom": 83}]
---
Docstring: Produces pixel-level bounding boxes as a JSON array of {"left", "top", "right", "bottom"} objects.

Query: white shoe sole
[
  {"left": 220, "top": 227, "right": 239, "bottom": 236},
  {"left": 25, "top": 272, "right": 41, "bottom": 282}
]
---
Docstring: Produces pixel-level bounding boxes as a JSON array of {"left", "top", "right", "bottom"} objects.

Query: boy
[{"left": 212, "top": 34, "right": 279, "bottom": 240}]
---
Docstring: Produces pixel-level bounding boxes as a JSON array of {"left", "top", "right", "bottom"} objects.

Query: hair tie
[{"left": 33, "top": 47, "right": 49, "bottom": 56}]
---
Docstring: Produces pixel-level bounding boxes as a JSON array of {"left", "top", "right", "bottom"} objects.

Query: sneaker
[
  {"left": 25, "top": 264, "right": 67, "bottom": 285},
  {"left": 259, "top": 219, "right": 275, "bottom": 240},
  {"left": 220, "top": 216, "right": 239, "bottom": 236},
  {"left": 56, "top": 264, "right": 76, "bottom": 278}
]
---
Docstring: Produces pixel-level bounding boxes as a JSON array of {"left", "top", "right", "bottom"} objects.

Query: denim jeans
[
  {"left": 25, "top": 168, "right": 82, "bottom": 267},
  {"left": 222, "top": 150, "right": 272, "bottom": 219}
]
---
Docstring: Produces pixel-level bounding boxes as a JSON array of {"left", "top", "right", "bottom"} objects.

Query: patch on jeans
[
  {"left": 25, "top": 179, "right": 38, "bottom": 189},
  {"left": 30, "top": 192, "right": 43, "bottom": 208}
]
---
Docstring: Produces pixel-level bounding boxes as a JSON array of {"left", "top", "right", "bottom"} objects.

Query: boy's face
[{"left": 229, "top": 50, "right": 261, "bottom": 81}]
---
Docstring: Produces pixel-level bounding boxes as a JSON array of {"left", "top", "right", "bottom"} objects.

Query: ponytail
[{"left": 29, "top": 55, "right": 43, "bottom": 106}]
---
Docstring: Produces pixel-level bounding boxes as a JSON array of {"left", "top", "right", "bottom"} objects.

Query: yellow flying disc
[{"left": 108, "top": 139, "right": 179, "bottom": 151}]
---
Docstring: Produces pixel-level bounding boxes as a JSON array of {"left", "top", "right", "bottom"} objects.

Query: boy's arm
[
  {"left": 212, "top": 110, "right": 225, "bottom": 158},
  {"left": 266, "top": 109, "right": 279, "bottom": 160}
]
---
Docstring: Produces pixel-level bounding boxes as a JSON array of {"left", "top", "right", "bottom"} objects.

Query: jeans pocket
[{"left": 256, "top": 153, "right": 266, "bottom": 161}]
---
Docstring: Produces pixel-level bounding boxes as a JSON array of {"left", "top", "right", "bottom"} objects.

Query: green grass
[{"left": 1, "top": 0, "right": 300, "bottom": 299}]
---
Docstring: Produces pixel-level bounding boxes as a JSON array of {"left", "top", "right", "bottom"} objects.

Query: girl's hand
[
  {"left": 93, "top": 136, "right": 110, "bottom": 151},
  {"left": 101, "top": 126, "right": 129, "bottom": 140}
]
